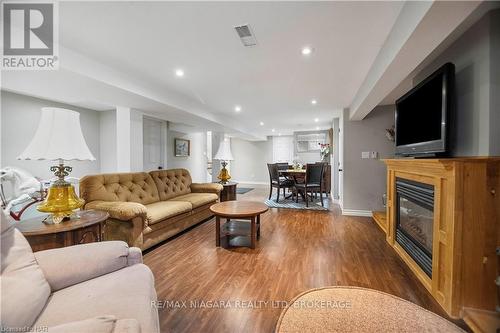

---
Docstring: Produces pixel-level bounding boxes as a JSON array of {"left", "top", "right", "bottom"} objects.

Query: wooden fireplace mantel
[{"left": 378, "top": 157, "right": 499, "bottom": 325}]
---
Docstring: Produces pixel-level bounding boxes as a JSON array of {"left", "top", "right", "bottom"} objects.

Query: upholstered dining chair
[
  {"left": 276, "top": 163, "right": 290, "bottom": 171},
  {"left": 315, "top": 161, "right": 330, "bottom": 197},
  {"left": 267, "top": 163, "right": 294, "bottom": 203},
  {"left": 295, "top": 163, "right": 325, "bottom": 207},
  {"left": 276, "top": 162, "right": 290, "bottom": 182}
]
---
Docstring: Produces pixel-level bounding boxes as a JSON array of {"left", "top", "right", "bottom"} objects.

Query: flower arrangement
[
  {"left": 319, "top": 143, "right": 331, "bottom": 162},
  {"left": 292, "top": 160, "right": 303, "bottom": 170},
  {"left": 385, "top": 126, "right": 395, "bottom": 142}
]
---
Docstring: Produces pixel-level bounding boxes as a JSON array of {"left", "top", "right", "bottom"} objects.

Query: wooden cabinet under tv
[{"left": 377, "top": 158, "right": 499, "bottom": 326}]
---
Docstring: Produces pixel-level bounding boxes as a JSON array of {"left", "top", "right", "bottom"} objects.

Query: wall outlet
[
  {"left": 370, "top": 151, "right": 378, "bottom": 159},
  {"left": 361, "top": 152, "right": 370, "bottom": 159}
]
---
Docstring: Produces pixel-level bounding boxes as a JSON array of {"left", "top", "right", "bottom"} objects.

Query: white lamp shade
[
  {"left": 17, "top": 107, "right": 96, "bottom": 161},
  {"left": 214, "top": 140, "right": 234, "bottom": 161}
]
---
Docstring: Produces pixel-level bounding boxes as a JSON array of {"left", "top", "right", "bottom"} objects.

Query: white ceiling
[
  {"left": 1, "top": 1, "right": 483, "bottom": 139},
  {"left": 56, "top": 1, "right": 403, "bottom": 136}
]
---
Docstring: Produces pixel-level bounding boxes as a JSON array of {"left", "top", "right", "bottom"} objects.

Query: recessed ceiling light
[
  {"left": 271, "top": 128, "right": 275, "bottom": 132},
  {"left": 301, "top": 47, "right": 312, "bottom": 55},
  {"left": 311, "top": 99, "right": 317, "bottom": 105},
  {"left": 234, "top": 105, "right": 242, "bottom": 112},
  {"left": 259, "top": 121, "right": 264, "bottom": 126},
  {"left": 314, "top": 118, "right": 319, "bottom": 123},
  {"left": 175, "top": 69, "right": 184, "bottom": 77},
  {"left": 316, "top": 126, "right": 320, "bottom": 130},
  {"left": 278, "top": 133, "right": 282, "bottom": 136}
]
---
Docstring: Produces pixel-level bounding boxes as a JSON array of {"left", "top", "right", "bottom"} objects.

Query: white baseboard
[
  {"left": 234, "top": 181, "right": 268, "bottom": 186},
  {"left": 341, "top": 209, "right": 373, "bottom": 217},
  {"left": 331, "top": 198, "right": 342, "bottom": 205}
]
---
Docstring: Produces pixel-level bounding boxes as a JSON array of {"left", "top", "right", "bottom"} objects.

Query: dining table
[{"left": 278, "top": 169, "right": 306, "bottom": 199}]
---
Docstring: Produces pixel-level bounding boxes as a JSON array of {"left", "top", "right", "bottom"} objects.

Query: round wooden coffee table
[{"left": 210, "top": 201, "right": 269, "bottom": 249}]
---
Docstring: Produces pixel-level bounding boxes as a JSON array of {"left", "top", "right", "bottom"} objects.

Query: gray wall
[
  {"left": 166, "top": 130, "right": 207, "bottom": 183},
  {"left": 342, "top": 105, "right": 395, "bottom": 212},
  {"left": 230, "top": 137, "right": 273, "bottom": 184},
  {"left": 99, "top": 110, "right": 117, "bottom": 173},
  {"left": 130, "top": 110, "right": 144, "bottom": 172},
  {"left": 414, "top": 9, "right": 500, "bottom": 156},
  {"left": 489, "top": 10, "right": 500, "bottom": 156},
  {"left": 211, "top": 132, "right": 223, "bottom": 183},
  {"left": 1, "top": 91, "right": 101, "bottom": 179}
]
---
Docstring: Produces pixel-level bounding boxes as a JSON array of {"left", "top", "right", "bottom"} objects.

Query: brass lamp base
[
  {"left": 37, "top": 161, "right": 84, "bottom": 224},
  {"left": 217, "top": 161, "right": 231, "bottom": 184}
]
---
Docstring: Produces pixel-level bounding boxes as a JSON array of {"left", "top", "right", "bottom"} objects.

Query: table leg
[
  {"left": 257, "top": 214, "right": 261, "bottom": 239},
  {"left": 251, "top": 216, "right": 256, "bottom": 249},
  {"left": 98, "top": 222, "right": 103, "bottom": 242},
  {"left": 216, "top": 216, "right": 221, "bottom": 247}
]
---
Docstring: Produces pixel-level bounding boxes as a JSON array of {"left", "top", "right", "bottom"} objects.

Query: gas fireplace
[{"left": 395, "top": 178, "right": 434, "bottom": 277}]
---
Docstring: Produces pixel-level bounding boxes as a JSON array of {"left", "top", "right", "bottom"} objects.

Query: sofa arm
[
  {"left": 191, "top": 183, "right": 223, "bottom": 194},
  {"left": 47, "top": 316, "right": 141, "bottom": 333},
  {"left": 34, "top": 241, "right": 143, "bottom": 291},
  {"left": 127, "top": 247, "right": 143, "bottom": 266},
  {"left": 84, "top": 201, "right": 147, "bottom": 221}
]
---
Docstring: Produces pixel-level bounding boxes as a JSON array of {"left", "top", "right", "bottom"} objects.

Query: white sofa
[{"left": 0, "top": 216, "right": 160, "bottom": 333}]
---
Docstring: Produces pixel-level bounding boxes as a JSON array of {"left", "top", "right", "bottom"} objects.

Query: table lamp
[
  {"left": 213, "top": 139, "right": 234, "bottom": 183},
  {"left": 17, "top": 107, "right": 96, "bottom": 223}
]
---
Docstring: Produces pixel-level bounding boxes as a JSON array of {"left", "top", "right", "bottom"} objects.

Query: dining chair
[
  {"left": 267, "top": 163, "right": 294, "bottom": 203},
  {"left": 276, "top": 162, "right": 290, "bottom": 182},
  {"left": 315, "top": 161, "right": 330, "bottom": 197},
  {"left": 294, "top": 163, "right": 325, "bottom": 207},
  {"left": 276, "top": 163, "right": 290, "bottom": 170}
]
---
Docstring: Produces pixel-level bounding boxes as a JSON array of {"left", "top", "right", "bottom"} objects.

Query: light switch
[{"left": 361, "top": 152, "right": 370, "bottom": 159}]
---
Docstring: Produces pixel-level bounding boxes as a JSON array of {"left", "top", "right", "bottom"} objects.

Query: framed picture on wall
[{"left": 174, "top": 138, "right": 190, "bottom": 157}]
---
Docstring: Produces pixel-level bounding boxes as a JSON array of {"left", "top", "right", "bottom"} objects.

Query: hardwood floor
[{"left": 144, "top": 186, "right": 461, "bottom": 332}]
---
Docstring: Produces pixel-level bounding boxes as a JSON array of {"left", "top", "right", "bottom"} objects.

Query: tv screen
[{"left": 395, "top": 63, "right": 454, "bottom": 156}]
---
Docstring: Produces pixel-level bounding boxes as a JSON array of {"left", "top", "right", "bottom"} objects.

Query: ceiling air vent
[{"left": 235, "top": 24, "right": 257, "bottom": 47}]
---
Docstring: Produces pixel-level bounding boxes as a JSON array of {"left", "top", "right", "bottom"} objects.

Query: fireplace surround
[{"left": 380, "top": 157, "right": 499, "bottom": 323}]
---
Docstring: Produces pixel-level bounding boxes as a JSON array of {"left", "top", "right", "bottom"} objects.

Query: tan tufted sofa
[{"left": 80, "top": 169, "right": 223, "bottom": 250}]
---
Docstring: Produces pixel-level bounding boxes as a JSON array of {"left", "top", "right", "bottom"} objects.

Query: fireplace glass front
[{"left": 396, "top": 178, "right": 434, "bottom": 277}]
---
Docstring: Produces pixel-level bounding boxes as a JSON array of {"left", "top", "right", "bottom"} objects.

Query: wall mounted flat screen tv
[{"left": 395, "top": 63, "right": 455, "bottom": 157}]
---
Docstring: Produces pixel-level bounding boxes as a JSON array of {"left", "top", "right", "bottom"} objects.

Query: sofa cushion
[
  {"left": 34, "top": 264, "right": 159, "bottom": 333},
  {"left": 170, "top": 193, "right": 219, "bottom": 209},
  {"left": 145, "top": 201, "right": 192, "bottom": 225},
  {"left": 80, "top": 172, "right": 160, "bottom": 205},
  {"left": 1, "top": 218, "right": 51, "bottom": 329},
  {"left": 149, "top": 169, "right": 192, "bottom": 201}
]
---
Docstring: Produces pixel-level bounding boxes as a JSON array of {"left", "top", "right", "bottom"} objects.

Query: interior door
[{"left": 143, "top": 117, "right": 165, "bottom": 171}]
